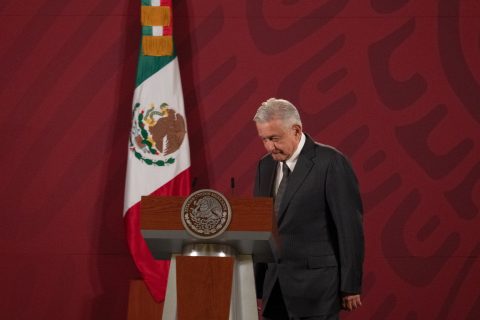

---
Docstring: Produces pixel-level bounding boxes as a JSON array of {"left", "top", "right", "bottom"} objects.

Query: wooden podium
[{"left": 128, "top": 194, "right": 274, "bottom": 320}]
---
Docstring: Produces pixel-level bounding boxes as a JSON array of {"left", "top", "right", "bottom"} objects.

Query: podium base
[
  {"left": 127, "top": 280, "right": 164, "bottom": 320},
  {"left": 162, "top": 254, "right": 258, "bottom": 320}
]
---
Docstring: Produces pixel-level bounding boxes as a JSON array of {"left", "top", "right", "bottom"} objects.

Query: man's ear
[{"left": 292, "top": 124, "right": 302, "bottom": 136}]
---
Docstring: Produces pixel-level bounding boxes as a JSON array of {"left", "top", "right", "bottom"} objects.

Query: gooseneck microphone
[
  {"left": 230, "top": 177, "right": 235, "bottom": 196},
  {"left": 191, "top": 176, "right": 198, "bottom": 191}
]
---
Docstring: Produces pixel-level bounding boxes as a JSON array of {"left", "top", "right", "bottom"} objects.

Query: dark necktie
[{"left": 274, "top": 162, "right": 291, "bottom": 217}]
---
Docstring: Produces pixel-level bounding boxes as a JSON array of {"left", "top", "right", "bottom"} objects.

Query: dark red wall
[{"left": 0, "top": 1, "right": 479, "bottom": 319}]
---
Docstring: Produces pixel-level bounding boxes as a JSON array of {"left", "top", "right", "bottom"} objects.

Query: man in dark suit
[{"left": 253, "top": 98, "right": 364, "bottom": 319}]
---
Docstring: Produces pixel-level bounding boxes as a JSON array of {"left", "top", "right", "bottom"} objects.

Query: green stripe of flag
[{"left": 135, "top": 43, "right": 176, "bottom": 87}]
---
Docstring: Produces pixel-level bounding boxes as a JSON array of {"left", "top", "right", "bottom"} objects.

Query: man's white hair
[{"left": 253, "top": 98, "right": 302, "bottom": 128}]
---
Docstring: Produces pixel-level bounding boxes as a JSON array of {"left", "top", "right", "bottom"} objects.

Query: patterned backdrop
[{"left": 0, "top": 0, "right": 479, "bottom": 319}]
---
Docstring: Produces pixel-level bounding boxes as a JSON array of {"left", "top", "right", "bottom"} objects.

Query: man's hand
[
  {"left": 257, "top": 299, "right": 262, "bottom": 317},
  {"left": 341, "top": 294, "right": 362, "bottom": 311}
]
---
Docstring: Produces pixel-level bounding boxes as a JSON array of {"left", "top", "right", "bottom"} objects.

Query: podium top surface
[
  {"left": 141, "top": 196, "right": 273, "bottom": 232},
  {"left": 140, "top": 195, "right": 275, "bottom": 261}
]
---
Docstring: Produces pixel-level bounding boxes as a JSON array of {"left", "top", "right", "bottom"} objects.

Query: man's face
[{"left": 256, "top": 119, "right": 301, "bottom": 161}]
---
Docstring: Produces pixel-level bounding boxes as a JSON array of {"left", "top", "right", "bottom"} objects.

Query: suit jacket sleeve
[{"left": 325, "top": 152, "right": 364, "bottom": 294}]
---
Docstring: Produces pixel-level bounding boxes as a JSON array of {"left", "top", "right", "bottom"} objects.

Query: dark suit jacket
[{"left": 254, "top": 134, "right": 364, "bottom": 317}]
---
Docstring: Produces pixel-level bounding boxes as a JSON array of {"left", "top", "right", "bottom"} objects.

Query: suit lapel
[
  {"left": 277, "top": 135, "right": 316, "bottom": 222},
  {"left": 261, "top": 156, "right": 277, "bottom": 197}
]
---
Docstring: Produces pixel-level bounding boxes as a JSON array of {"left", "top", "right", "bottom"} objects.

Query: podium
[{"left": 137, "top": 194, "right": 274, "bottom": 320}]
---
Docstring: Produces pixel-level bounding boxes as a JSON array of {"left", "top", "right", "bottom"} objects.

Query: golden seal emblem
[{"left": 181, "top": 189, "right": 232, "bottom": 239}]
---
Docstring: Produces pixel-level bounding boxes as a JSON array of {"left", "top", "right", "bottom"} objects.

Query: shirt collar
[{"left": 284, "top": 132, "right": 305, "bottom": 172}]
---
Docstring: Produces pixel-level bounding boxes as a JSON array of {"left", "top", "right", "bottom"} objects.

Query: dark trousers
[{"left": 262, "top": 280, "right": 339, "bottom": 320}]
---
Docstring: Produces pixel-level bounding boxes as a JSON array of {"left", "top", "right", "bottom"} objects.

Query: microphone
[{"left": 230, "top": 177, "right": 235, "bottom": 196}]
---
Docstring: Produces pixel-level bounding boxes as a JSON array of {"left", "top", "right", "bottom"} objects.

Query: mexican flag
[{"left": 123, "top": 0, "right": 191, "bottom": 302}]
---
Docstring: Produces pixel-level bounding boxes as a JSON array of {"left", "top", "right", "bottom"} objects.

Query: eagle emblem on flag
[{"left": 129, "top": 102, "right": 186, "bottom": 166}]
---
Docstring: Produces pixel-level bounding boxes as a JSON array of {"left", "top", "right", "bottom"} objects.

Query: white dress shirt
[{"left": 274, "top": 133, "right": 306, "bottom": 195}]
